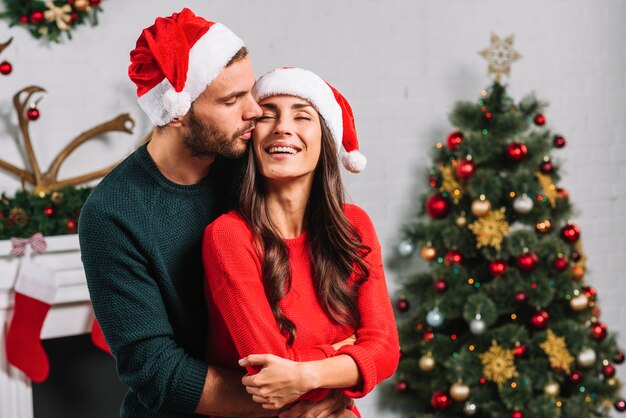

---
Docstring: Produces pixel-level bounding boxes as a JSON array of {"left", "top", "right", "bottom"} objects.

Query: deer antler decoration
[
  {"left": 0, "top": 86, "right": 137, "bottom": 194},
  {"left": 0, "top": 37, "right": 12, "bottom": 54}
]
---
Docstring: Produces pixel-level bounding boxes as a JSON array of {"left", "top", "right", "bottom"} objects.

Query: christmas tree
[{"left": 392, "top": 35, "right": 626, "bottom": 418}]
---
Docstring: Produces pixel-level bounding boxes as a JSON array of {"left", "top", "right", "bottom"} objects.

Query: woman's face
[{"left": 252, "top": 95, "right": 322, "bottom": 181}]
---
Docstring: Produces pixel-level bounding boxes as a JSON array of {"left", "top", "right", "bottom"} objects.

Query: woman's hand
[
  {"left": 240, "top": 354, "right": 316, "bottom": 410},
  {"left": 331, "top": 334, "right": 356, "bottom": 351}
]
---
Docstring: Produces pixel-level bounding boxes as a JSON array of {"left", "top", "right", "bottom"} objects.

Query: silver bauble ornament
[
  {"left": 426, "top": 307, "right": 444, "bottom": 328},
  {"left": 463, "top": 402, "right": 477, "bottom": 416},
  {"left": 544, "top": 381, "right": 560, "bottom": 397},
  {"left": 450, "top": 382, "right": 470, "bottom": 401},
  {"left": 577, "top": 348, "right": 597, "bottom": 368},
  {"left": 513, "top": 193, "right": 534, "bottom": 214},
  {"left": 470, "top": 314, "right": 487, "bottom": 335},
  {"left": 397, "top": 240, "right": 415, "bottom": 257},
  {"left": 419, "top": 353, "right": 435, "bottom": 372}
]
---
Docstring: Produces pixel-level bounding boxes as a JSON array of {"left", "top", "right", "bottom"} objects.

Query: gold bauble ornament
[
  {"left": 450, "top": 382, "right": 471, "bottom": 402},
  {"left": 544, "top": 381, "right": 560, "bottom": 397},
  {"left": 456, "top": 212, "right": 467, "bottom": 227},
  {"left": 8, "top": 207, "right": 28, "bottom": 226},
  {"left": 471, "top": 195, "right": 491, "bottom": 217},
  {"left": 421, "top": 244, "right": 437, "bottom": 262},
  {"left": 51, "top": 191, "right": 64, "bottom": 203},
  {"left": 571, "top": 265, "right": 585, "bottom": 281},
  {"left": 607, "top": 378, "right": 617, "bottom": 387},
  {"left": 570, "top": 294, "right": 589, "bottom": 311},
  {"left": 536, "top": 219, "right": 552, "bottom": 233},
  {"left": 419, "top": 353, "right": 435, "bottom": 372},
  {"left": 73, "top": 0, "right": 90, "bottom": 12}
]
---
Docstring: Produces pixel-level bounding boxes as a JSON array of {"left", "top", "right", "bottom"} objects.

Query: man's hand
[{"left": 278, "top": 390, "right": 356, "bottom": 418}]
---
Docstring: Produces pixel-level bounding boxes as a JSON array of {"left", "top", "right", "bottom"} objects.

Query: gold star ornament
[
  {"left": 468, "top": 207, "right": 509, "bottom": 251},
  {"left": 480, "top": 340, "right": 518, "bottom": 385},
  {"left": 540, "top": 330, "right": 574, "bottom": 373},
  {"left": 439, "top": 166, "right": 463, "bottom": 204},
  {"left": 479, "top": 34, "right": 522, "bottom": 82}
]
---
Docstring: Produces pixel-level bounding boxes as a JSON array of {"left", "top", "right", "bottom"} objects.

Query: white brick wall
[{"left": 1, "top": 0, "right": 624, "bottom": 416}]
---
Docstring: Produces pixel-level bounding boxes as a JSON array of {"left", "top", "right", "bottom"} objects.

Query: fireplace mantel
[{"left": 0, "top": 234, "right": 93, "bottom": 418}]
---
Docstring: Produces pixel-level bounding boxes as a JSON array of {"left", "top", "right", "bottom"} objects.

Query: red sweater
[{"left": 202, "top": 204, "right": 399, "bottom": 415}]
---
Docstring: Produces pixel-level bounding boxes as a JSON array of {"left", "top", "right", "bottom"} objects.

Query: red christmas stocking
[
  {"left": 5, "top": 257, "right": 57, "bottom": 383},
  {"left": 91, "top": 318, "right": 112, "bottom": 356}
]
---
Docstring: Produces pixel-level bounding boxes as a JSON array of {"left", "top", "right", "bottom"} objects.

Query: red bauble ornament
[
  {"left": 395, "top": 380, "right": 408, "bottom": 393},
  {"left": 26, "top": 108, "right": 40, "bottom": 121},
  {"left": 569, "top": 370, "right": 583, "bottom": 384},
  {"left": 553, "top": 256, "right": 569, "bottom": 272},
  {"left": 534, "top": 114, "right": 546, "bottom": 126},
  {"left": 530, "top": 310, "right": 549, "bottom": 329},
  {"left": 446, "top": 131, "right": 464, "bottom": 150},
  {"left": 511, "top": 411, "right": 524, "bottom": 418},
  {"left": 433, "top": 279, "right": 448, "bottom": 293},
  {"left": 615, "top": 400, "right": 626, "bottom": 412},
  {"left": 603, "top": 364, "right": 616, "bottom": 378},
  {"left": 514, "top": 344, "right": 527, "bottom": 358},
  {"left": 571, "top": 251, "right": 581, "bottom": 262},
  {"left": 591, "top": 322, "right": 607, "bottom": 341},
  {"left": 90, "top": 0, "right": 102, "bottom": 5},
  {"left": 615, "top": 351, "right": 625, "bottom": 364},
  {"left": 516, "top": 252, "right": 539, "bottom": 271},
  {"left": 424, "top": 330, "right": 434, "bottom": 341},
  {"left": 426, "top": 194, "right": 450, "bottom": 219},
  {"left": 30, "top": 10, "right": 45, "bottom": 24},
  {"left": 557, "top": 187, "right": 569, "bottom": 199},
  {"left": 445, "top": 249, "right": 463, "bottom": 265},
  {"left": 506, "top": 142, "right": 528, "bottom": 162},
  {"left": 431, "top": 390, "right": 453, "bottom": 410},
  {"left": 396, "top": 298, "right": 410, "bottom": 313},
  {"left": 71, "top": 12, "right": 79, "bottom": 22},
  {"left": 456, "top": 159, "right": 476, "bottom": 180},
  {"left": 514, "top": 292, "right": 527, "bottom": 304},
  {"left": 43, "top": 207, "right": 54, "bottom": 216},
  {"left": 0, "top": 61, "right": 12, "bottom": 75},
  {"left": 540, "top": 161, "right": 554, "bottom": 174},
  {"left": 553, "top": 135, "right": 567, "bottom": 148},
  {"left": 67, "top": 219, "right": 77, "bottom": 233},
  {"left": 561, "top": 223, "right": 581, "bottom": 243},
  {"left": 489, "top": 259, "right": 507, "bottom": 277},
  {"left": 19, "top": 15, "right": 29, "bottom": 24},
  {"left": 582, "top": 286, "right": 597, "bottom": 300}
]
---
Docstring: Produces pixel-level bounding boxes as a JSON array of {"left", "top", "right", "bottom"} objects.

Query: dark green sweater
[{"left": 79, "top": 144, "right": 236, "bottom": 417}]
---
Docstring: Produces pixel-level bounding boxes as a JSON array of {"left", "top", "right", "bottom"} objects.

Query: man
[{"left": 78, "top": 8, "right": 355, "bottom": 418}]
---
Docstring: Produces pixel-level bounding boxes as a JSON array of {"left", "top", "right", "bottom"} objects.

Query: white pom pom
[
  {"left": 163, "top": 89, "right": 191, "bottom": 119},
  {"left": 341, "top": 150, "right": 367, "bottom": 173}
]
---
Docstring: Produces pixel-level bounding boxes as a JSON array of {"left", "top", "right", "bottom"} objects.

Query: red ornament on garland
[
  {"left": 396, "top": 298, "right": 410, "bottom": 313},
  {"left": 603, "top": 364, "right": 616, "bottom": 378},
  {"left": 514, "top": 291, "right": 527, "bottom": 304},
  {"left": 395, "top": 380, "right": 408, "bottom": 393},
  {"left": 591, "top": 322, "right": 607, "bottom": 341},
  {"left": 582, "top": 286, "right": 597, "bottom": 300},
  {"left": 615, "top": 351, "right": 625, "bottom": 365},
  {"left": 534, "top": 114, "right": 546, "bottom": 126},
  {"left": 30, "top": 10, "right": 45, "bottom": 24},
  {"left": 561, "top": 223, "right": 581, "bottom": 243},
  {"left": 615, "top": 400, "right": 626, "bottom": 412},
  {"left": 489, "top": 259, "right": 507, "bottom": 277},
  {"left": 431, "top": 390, "right": 453, "bottom": 410},
  {"left": 433, "top": 279, "right": 448, "bottom": 293},
  {"left": 446, "top": 131, "right": 464, "bottom": 150},
  {"left": 444, "top": 249, "right": 463, "bottom": 265},
  {"left": 553, "top": 255, "right": 569, "bottom": 272},
  {"left": 43, "top": 207, "right": 54, "bottom": 216},
  {"left": 540, "top": 160, "right": 554, "bottom": 174},
  {"left": 456, "top": 158, "right": 476, "bottom": 180},
  {"left": 26, "top": 107, "right": 40, "bottom": 121},
  {"left": 553, "top": 135, "right": 567, "bottom": 148},
  {"left": 90, "top": 0, "right": 102, "bottom": 5},
  {"left": 426, "top": 194, "right": 450, "bottom": 219},
  {"left": 516, "top": 252, "right": 539, "bottom": 271},
  {"left": 571, "top": 251, "right": 581, "bottom": 262},
  {"left": 19, "top": 15, "right": 29, "bottom": 24},
  {"left": 0, "top": 61, "right": 12, "bottom": 75},
  {"left": 514, "top": 344, "right": 527, "bottom": 358},
  {"left": 71, "top": 12, "right": 79, "bottom": 22},
  {"left": 557, "top": 187, "right": 569, "bottom": 199},
  {"left": 569, "top": 370, "right": 583, "bottom": 384},
  {"left": 530, "top": 310, "right": 549, "bottom": 329},
  {"left": 511, "top": 411, "right": 524, "bottom": 418},
  {"left": 506, "top": 142, "right": 528, "bottom": 162}
]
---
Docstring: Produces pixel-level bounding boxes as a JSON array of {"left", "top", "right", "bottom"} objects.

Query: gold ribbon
[{"left": 44, "top": 0, "right": 73, "bottom": 31}]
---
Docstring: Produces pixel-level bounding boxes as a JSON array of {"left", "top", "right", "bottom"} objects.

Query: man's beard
[{"left": 182, "top": 110, "right": 254, "bottom": 158}]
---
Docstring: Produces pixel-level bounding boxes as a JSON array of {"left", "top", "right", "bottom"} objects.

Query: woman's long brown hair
[{"left": 238, "top": 117, "right": 370, "bottom": 345}]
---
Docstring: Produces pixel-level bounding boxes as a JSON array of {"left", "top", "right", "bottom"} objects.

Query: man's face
[{"left": 181, "top": 57, "right": 261, "bottom": 158}]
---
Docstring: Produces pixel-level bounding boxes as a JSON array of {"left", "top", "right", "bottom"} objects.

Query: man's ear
[{"left": 167, "top": 116, "right": 184, "bottom": 128}]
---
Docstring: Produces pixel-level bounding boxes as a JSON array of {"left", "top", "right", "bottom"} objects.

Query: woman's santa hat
[
  {"left": 252, "top": 67, "right": 367, "bottom": 173},
  {"left": 128, "top": 8, "right": 244, "bottom": 126}
]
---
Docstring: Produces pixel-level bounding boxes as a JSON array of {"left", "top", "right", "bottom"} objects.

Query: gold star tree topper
[
  {"left": 479, "top": 34, "right": 522, "bottom": 82},
  {"left": 540, "top": 330, "right": 574, "bottom": 373},
  {"left": 480, "top": 340, "right": 518, "bottom": 385}
]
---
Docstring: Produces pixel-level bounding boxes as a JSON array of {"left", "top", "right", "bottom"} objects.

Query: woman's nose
[{"left": 274, "top": 117, "right": 292, "bottom": 136}]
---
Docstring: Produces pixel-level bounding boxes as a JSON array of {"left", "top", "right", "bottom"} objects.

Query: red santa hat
[
  {"left": 252, "top": 67, "right": 367, "bottom": 173},
  {"left": 128, "top": 8, "right": 244, "bottom": 126}
]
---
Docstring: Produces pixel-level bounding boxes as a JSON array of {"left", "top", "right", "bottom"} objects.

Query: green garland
[
  {"left": 0, "top": 0, "right": 103, "bottom": 43},
  {"left": 0, "top": 186, "right": 92, "bottom": 240}
]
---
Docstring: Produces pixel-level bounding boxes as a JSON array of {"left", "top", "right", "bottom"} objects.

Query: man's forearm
[{"left": 194, "top": 365, "right": 277, "bottom": 417}]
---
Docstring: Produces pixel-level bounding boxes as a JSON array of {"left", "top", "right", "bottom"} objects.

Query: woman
[{"left": 202, "top": 67, "right": 399, "bottom": 417}]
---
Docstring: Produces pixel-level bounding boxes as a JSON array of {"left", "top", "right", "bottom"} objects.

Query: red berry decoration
[
  {"left": 489, "top": 259, "right": 507, "bottom": 277},
  {"left": 514, "top": 292, "right": 527, "bottom": 304},
  {"left": 456, "top": 158, "right": 476, "bottom": 180},
  {"left": 530, "top": 310, "right": 549, "bottom": 329},
  {"left": 445, "top": 249, "right": 463, "bottom": 265},
  {"left": 431, "top": 390, "right": 453, "bottom": 410},
  {"left": 426, "top": 194, "right": 450, "bottom": 219},
  {"left": 615, "top": 351, "right": 625, "bottom": 364},
  {"left": 591, "top": 322, "right": 607, "bottom": 341},
  {"left": 569, "top": 370, "right": 583, "bottom": 384},
  {"left": 19, "top": 15, "right": 29, "bottom": 24},
  {"left": 30, "top": 10, "right": 45, "bottom": 24},
  {"left": 0, "top": 61, "right": 12, "bottom": 75},
  {"left": 446, "top": 130, "right": 463, "bottom": 150},
  {"left": 534, "top": 114, "right": 546, "bottom": 126},
  {"left": 540, "top": 160, "right": 554, "bottom": 174},
  {"left": 506, "top": 142, "right": 528, "bottom": 162},
  {"left": 603, "top": 364, "right": 616, "bottom": 378},
  {"left": 516, "top": 252, "right": 539, "bottom": 271},
  {"left": 615, "top": 400, "right": 626, "bottom": 412},
  {"left": 553, "top": 135, "right": 567, "bottom": 148},
  {"left": 511, "top": 411, "right": 524, "bottom": 418},
  {"left": 561, "top": 223, "right": 581, "bottom": 243},
  {"left": 433, "top": 279, "right": 448, "bottom": 293},
  {"left": 553, "top": 255, "right": 569, "bottom": 272},
  {"left": 395, "top": 380, "right": 408, "bottom": 393},
  {"left": 396, "top": 298, "right": 410, "bottom": 313},
  {"left": 26, "top": 107, "right": 40, "bottom": 121},
  {"left": 514, "top": 344, "right": 527, "bottom": 358}
]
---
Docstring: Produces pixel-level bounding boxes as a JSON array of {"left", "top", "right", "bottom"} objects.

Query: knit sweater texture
[
  {"left": 79, "top": 143, "right": 236, "bottom": 417},
  {"left": 202, "top": 204, "right": 400, "bottom": 418}
]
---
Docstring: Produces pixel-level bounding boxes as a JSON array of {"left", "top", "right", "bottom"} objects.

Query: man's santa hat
[
  {"left": 128, "top": 8, "right": 244, "bottom": 126},
  {"left": 252, "top": 67, "right": 367, "bottom": 173}
]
